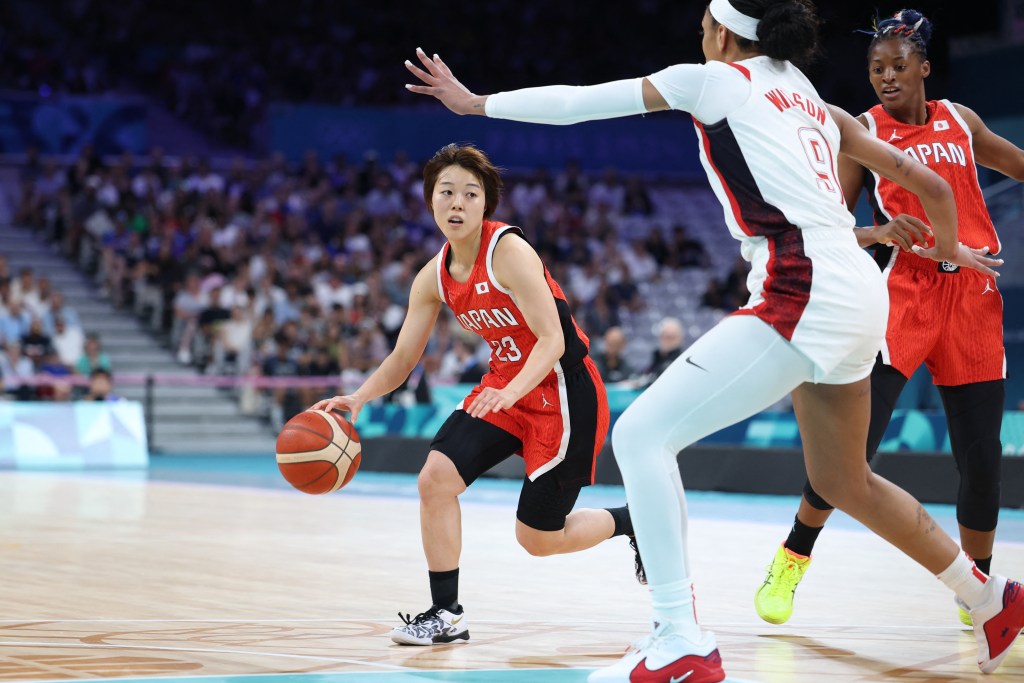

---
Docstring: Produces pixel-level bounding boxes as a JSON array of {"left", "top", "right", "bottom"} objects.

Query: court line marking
[
  {"left": 0, "top": 640, "right": 414, "bottom": 671},
  {"left": 9, "top": 668, "right": 773, "bottom": 683},
  {"left": 0, "top": 618, "right": 977, "bottom": 631}
]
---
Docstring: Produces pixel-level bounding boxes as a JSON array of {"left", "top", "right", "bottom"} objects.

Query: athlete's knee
[
  {"left": 611, "top": 401, "right": 675, "bottom": 468},
  {"left": 418, "top": 451, "right": 464, "bottom": 500},
  {"left": 802, "top": 479, "right": 835, "bottom": 511},
  {"left": 516, "top": 526, "right": 560, "bottom": 557},
  {"left": 957, "top": 437, "right": 1002, "bottom": 530},
  {"left": 808, "top": 469, "right": 870, "bottom": 511}
]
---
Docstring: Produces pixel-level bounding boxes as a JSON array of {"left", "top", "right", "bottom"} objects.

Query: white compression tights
[{"left": 612, "top": 316, "right": 817, "bottom": 638}]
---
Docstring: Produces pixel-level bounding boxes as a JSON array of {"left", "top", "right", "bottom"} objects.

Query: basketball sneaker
[
  {"left": 755, "top": 544, "right": 812, "bottom": 625},
  {"left": 588, "top": 622, "right": 725, "bottom": 683},
  {"left": 956, "top": 594, "right": 973, "bottom": 627},
  {"left": 970, "top": 575, "right": 1024, "bottom": 673},
  {"left": 390, "top": 605, "right": 469, "bottom": 646},
  {"left": 629, "top": 536, "right": 647, "bottom": 585}
]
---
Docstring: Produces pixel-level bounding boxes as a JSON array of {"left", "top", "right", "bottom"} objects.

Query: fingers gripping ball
[{"left": 276, "top": 410, "right": 362, "bottom": 494}]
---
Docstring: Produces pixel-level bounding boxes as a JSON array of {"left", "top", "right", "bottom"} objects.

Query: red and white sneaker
[
  {"left": 588, "top": 623, "right": 725, "bottom": 683},
  {"left": 971, "top": 575, "right": 1024, "bottom": 673}
]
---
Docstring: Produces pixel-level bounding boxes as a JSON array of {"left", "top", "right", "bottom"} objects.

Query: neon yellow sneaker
[
  {"left": 957, "top": 595, "right": 973, "bottom": 627},
  {"left": 755, "top": 544, "right": 812, "bottom": 625}
]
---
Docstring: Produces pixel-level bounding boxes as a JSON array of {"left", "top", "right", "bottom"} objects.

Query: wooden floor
[{"left": 1, "top": 464, "right": 1023, "bottom": 683}]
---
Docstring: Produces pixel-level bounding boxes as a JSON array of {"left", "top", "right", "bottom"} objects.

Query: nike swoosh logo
[
  {"left": 669, "top": 674, "right": 693, "bottom": 683},
  {"left": 450, "top": 615, "right": 463, "bottom": 625},
  {"left": 684, "top": 356, "right": 708, "bottom": 372}
]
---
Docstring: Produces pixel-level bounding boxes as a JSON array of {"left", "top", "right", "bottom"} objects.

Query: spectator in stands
[
  {"left": 388, "top": 150, "right": 419, "bottom": 188},
  {"left": 20, "top": 318, "right": 53, "bottom": 370},
  {"left": 273, "top": 281, "right": 304, "bottom": 326},
  {"left": 622, "top": 176, "right": 655, "bottom": 216},
  {"left": 588, "top": 167, "right": 626, "bottom": 213},
  {"left": 643, "top": 229, "right": 670, "bottom": 267},
  {"left": 262, "top": 334, "right": 302, "bottom": 430},
  {"left": 580, "top": 285, "right": 621, "bottom": 338},
  {"left": 668, "top": 224, "right": 710, "bottom": 269},
  {"left": 51, "top": 316, "right": 85, "bottom": 368},
  {"left": 43, "top": 290, "right": 80, "bottom": 335},
  {"left": 10, "top": 267, "right": 39, "bottom": 309},
  {"left": 642, "top": 317, "right": 685, "bottom": 386},
  {"left": 194, "top": 284, "right": 231, "bottom": 371},
  {"left": 0, "top": 342, "right": 34, "bottom": 401},
  {"left": 84, "top": 368, "right": 121, "bottom": 402},
  {"left": 622, "top": 238, "right": 659, "bottom": 283},
  {"left": 172, "top": 273, "right": 206, "bottom": 364},
  {"left": 348, "top": 320, "right": 389, "bottom": 373},
  {"left": 37, "top": 348, "right": 73, "bottom": 402},
  {"left": 438, "top": 336, "right": 487, "bottom": 386},
  {"left": 298, "top": 345, "right": 341, "bottom": 407},
  {"left": 364, "top": 172, "right": 405, "bottom": 218},
  {"left": 214, "top": 303, "right": 255, "bottom": 376},
  {"left": 75, "top": 332, "right": 112, "bottom": 376},
  {"left": 593, "top": 326, "right": 635, "bottom": 385},
  {"left": 509, "top": 167, "right": 550, "bottom": 218},
  {"left": 701, "top": 279, "right": 729, "bottom": 311},
  {"left": 0, "top": 299, "right": 32, "bottom": 347},
  {"left": 29, "top": 275, "right": 53, "bottom": 319}
]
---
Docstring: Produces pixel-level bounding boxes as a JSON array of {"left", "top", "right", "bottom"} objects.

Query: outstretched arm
[
  {"left": 404, "top": 48, "right": 669, "bottom": 123},
  {"left": 828, "top": 104, "right": 1000, "bottom": 277}
]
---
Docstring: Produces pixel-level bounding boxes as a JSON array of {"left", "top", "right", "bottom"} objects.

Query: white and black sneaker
[{"left": 390, "top": 605, "right": 469, "bottom": 645}]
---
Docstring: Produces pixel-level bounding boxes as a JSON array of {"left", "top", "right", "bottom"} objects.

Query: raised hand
[{"left": 404, "top": 47, "right": 487, "bottom": 115}]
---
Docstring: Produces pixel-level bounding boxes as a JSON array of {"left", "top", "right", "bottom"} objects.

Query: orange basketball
[{"left": 276, "top": 410, "right": 362, "bottom": 494}]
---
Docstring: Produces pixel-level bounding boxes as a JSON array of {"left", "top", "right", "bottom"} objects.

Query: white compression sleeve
[{"left": 484, "top": 78, "right": 646, "bottom": 125}]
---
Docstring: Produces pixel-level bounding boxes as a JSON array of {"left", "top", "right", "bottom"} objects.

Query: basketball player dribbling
[
  {"left": 404, "top": 0, "right": 1023, "bottom": 680},
  {"left": 312, "top": 144, "right": 643, "bottom": 647},
  {"left": 756, "top": 8, "right": 1024, "bottom": 630}
]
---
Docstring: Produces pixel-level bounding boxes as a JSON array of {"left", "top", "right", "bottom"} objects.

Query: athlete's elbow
[
  {"left": 549, "top": 336, "right": 566, "bottom": 359},
  {"left": 921, "top": 173, "right": 953, "bottom": 203}
]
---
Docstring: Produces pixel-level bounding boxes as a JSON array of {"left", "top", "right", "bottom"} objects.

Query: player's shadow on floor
[{"left": 758, "top": 633, "right": 976, "bottom": 683}]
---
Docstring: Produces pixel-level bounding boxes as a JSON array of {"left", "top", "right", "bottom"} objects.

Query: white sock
[
  {"left": 936, "top": 551, "right": 990, "bottom": 610},
  {"left": 651, "top": 579, "right": 702, "bottom": 641}
]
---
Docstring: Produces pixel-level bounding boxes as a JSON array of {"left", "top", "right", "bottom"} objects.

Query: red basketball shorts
[{"left": 881, "top": 254, "right": 1005, "bottom": 386}]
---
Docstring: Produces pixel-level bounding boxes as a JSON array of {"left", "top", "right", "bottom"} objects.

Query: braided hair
[{"left": 868, "top": 9, "right": 933, "bottom": 60}]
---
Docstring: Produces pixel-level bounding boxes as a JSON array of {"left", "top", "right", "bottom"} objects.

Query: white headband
[{"left": 709, "top": 0, "right": 761, "bottom": 42}]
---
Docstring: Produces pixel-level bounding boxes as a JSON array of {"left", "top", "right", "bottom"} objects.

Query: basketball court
[{"left": 2, "top": 456, "right": 1022, "bottom": 682}]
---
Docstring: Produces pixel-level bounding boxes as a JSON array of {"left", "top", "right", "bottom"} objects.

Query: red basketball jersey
[
  {"left": 436, "top": 220, "right": 591, "bottom": 384},
  {"left": 864, "top": 100, "right": 1000, "bottom": 253}
]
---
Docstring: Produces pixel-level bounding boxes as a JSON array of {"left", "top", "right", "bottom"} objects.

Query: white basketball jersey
[{"left": 653, "top": 57, "right": 853, "bottom": 244}]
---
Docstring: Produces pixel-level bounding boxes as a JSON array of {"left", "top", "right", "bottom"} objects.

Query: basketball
[{"left": 276, "top": 410, "right": 362, "bottom": 494}]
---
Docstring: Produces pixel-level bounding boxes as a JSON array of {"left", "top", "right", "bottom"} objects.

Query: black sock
[
  {"left": 785, "top": 514, "right": 823, "bottom": 557},
  {"left": 974, "top": 555, "right": 992, "bottom": 576},
  {"left": 428, "top": 568, "right": 460, "bottom": 612},
  {"left": 607, "top": 506, "right": 634, "bottom": 538}
]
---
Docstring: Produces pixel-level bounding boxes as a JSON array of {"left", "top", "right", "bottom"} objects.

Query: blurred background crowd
[{"left": 0, "top": 0, "right": 1017, "bottom": 433}]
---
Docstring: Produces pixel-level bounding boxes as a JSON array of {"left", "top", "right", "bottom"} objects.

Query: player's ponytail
[{"left": 718, "top": 0, "right": 821, "bottom": 67}]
